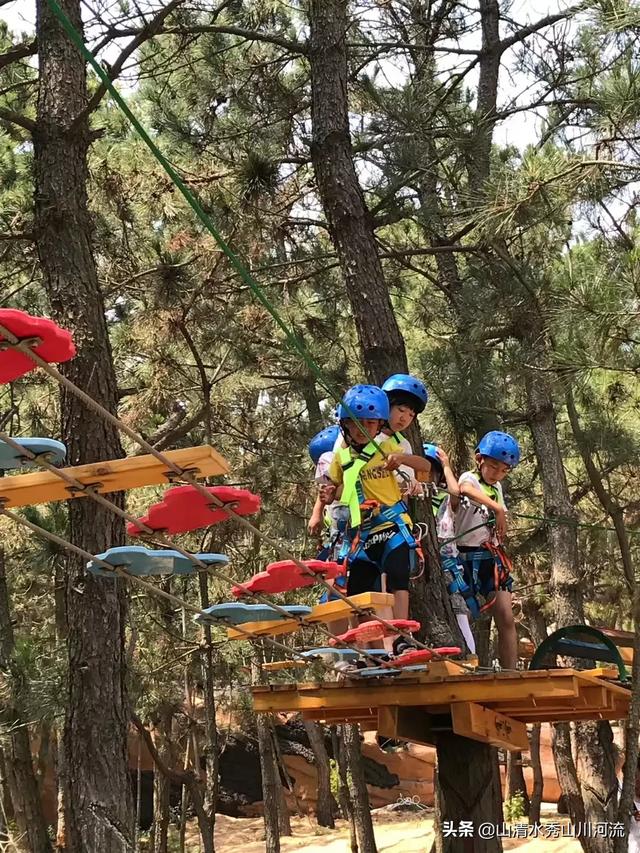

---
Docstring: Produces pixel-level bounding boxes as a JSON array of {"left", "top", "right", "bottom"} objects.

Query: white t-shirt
[
  {"left": 314, "top": 451, "right": 349, "bottom": 530},
  {"left": 454, "top": 471, "right": 504, "bottom": 548},
  {"left": 331, "top": 431, "right": 415, "bottom": 486},
  {"left": 435, "top": 495, "right": 458, "bottom": 559}
]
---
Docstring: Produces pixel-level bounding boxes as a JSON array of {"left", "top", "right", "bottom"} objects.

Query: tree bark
[
  {"left": 528, "top": 725, "right": 543, "bottom": 825},
  {"left": 436, "top": 735, "right": 502, "bottom": 853},
  {"left": 251, "top": 658, "right": 280, "bottom": 853},
  {"left": 303, "top": 720, "right": 336, "bottom": 828},
  {"left": 197, "top": 572, "right": 218, "bottom": 852},
  {"left": 0, "top": 549, "right": 52, "bottom": 853},
  {"left": 522, "top": 317, "right": 616, "bottom": 853},
  {"left": 505, "top": 752, "right": 529, "bottom": 815},
  {"left": 34, "top": 2, "right": 133, "bottom": 850},
  {"left": 150, "top": 712, "right": 172, "bottom": 853},
  {"left": 308, "top": 0, "right": 409, "bottom": 384},
  {"left": 330, "top": 726, "right": 358, "bottom": 852},
  {"left": 341, "top": 724, "right": 377, "bottom": 853}
]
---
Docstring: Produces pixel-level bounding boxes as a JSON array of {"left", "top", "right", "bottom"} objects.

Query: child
[
  {"left": 454, "top": 430, "right": 520, "bottom": 669},
  {"left": 322, "top": 384, "right": 431, "bottom": 632},
  {"left": 306, "top": 425, "right": 349, "bottom": 633},
  {"left": 423, "top": 443, "right": 477, "bottom": 656},
  {"left": 332, "top": 373, "right": 428, "bottom": 495},
  {"left": 381, "top": 374, "right": 428, "bottom": 495}
]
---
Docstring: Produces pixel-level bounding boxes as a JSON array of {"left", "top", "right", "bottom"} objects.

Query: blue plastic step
[
  {"left": 87, "top": 546, "right": 229, "bottom": 577},
  {"left": 194, "top": 602, "right": 312, "bottom": 626},
  {"left": 0, "top": 437, "right": 66, "bottom": 470}
]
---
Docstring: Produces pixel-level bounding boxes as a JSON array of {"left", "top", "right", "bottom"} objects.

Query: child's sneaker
[{"left": 392, "top": 635, "right": 418, "bottom": 657}]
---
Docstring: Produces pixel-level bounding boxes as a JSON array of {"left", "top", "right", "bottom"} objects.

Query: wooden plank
[
  {"left": 261, "top": 660, "right": 307, "bottom": 672},
  {"left": 303, "top": 708, "right": 377, "bottom": 723},
  {"left": 303, "top": 592, "right": 394, "bottom": 624},
  {"left": 251, "top": 672, "right": 583, "bottom": 713},
  {"left": 451, "top": 702, "right": 529, "bottom": 752},
  {"left": 228, "top": 619, "right": 299, "bottom": 639},
  {"left": 377, "top": 706, "right": 437, "bottom": 747},
  {"left": 0, "top": 446, "right": 229, "bottom": 508},
  {"left": 495, "top": 684, "right": 611, "bottom": 714}
]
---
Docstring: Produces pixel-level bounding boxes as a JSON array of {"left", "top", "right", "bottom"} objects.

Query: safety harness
[
  {"left": 452, "top": 477, "right": 513, "bottom": 614},
  {"left": 337, "top": 443, "right": 417, "bottom": 572}
]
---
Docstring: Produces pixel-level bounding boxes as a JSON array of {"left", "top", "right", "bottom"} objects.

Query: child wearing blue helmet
[
  {"left": 322, "top": 384, "right": 431, "bottom": 624},
  {"left": 381, "top": 374, "right": 429, "bottom": 494},
  {"left": 307, "top": 425, "right": 341, "bottom": 539},
  {"left": 454, "top": 430, "right": 520, "bottom": 668},
  {"left": 423, "top": 443, "right": 477, "bottom": 656}
]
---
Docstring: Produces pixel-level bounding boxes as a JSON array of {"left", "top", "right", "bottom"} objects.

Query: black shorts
[{"left": 346, "top": 525, "right": 411, "bottom": 595}]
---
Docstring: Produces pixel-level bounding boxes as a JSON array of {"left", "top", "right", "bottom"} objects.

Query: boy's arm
[
  {"left": 307, "top": 494, "right": 325, "bottom": 536},
  {"left": 458, "top": 478, "right": 506, "bottom": 539},
  {"left": 438, "top": 449, "right": 459, "bottom": 510},
  {"left": 385, "top": 452, "right": 432, "bottom": 474}
]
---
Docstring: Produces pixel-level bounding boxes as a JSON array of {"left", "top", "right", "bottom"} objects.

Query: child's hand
[
  {"left": 384, "top": 453, "right": 404, "bottom": 471},
  {"left": 494, "top": 506, "right": 507, "bottom": 541},
  {"left": 436, "top": 448, "right": 450, "bottom": 468},
  {"left": 307, "top": 513, "right": 324, "bottom": 537}
]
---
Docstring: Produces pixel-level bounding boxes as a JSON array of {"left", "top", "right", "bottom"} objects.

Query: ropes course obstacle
[{"left": 0, "top": 308, "right": 633, "bottom": 754}]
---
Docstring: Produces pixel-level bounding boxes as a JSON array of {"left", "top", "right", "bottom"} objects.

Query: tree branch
[
  {"left": 0, "top": 39, "right": 37, "bottom": 72},
  {"left": 0, "top": 108, "right": 36, "bottom": 133},
  {"left": 76, "top": 0, "right": 189, "bottom": 122},
  {"left": 108, "top": 23, "right": 306, "bottom": 55}
]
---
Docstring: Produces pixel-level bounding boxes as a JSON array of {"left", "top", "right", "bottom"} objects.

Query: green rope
[
  {"left": 513, "top": 512, "right": 640, "bottom": 536},
  {"left": 45, "top": 0, "right": 386, "bottom": 452}
]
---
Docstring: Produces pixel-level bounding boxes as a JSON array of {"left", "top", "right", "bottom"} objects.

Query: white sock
[{"left": 456, "top": 614, "right": 476, "bottom": 655}]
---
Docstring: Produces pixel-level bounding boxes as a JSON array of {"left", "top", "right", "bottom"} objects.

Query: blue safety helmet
[
  {"left": 476, "top": 431, "right": 520, "bottom": 467},
  {"left": 336, "top": 385, "right": 390, "bottom": 421},
  {"left": 382, "top": 374, "right": 428, "bottom": 413},
  {"left": 422, "top": 443, "right": 441, "bottom": 467},
  {"left": 308, "top": 425, "right": 340, "bottom": 464}
]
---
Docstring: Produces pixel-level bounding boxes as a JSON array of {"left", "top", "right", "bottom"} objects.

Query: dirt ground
[{"left": 200, "top": 811, "right": 585, "bottom": 852}]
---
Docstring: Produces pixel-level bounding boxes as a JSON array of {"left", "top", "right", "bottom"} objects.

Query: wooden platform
[
  {"left": 226, "top": 592, "right": 394, "bottom": 639},
  {"left": 252, "top": 666, "right": 630, "bottom": 751},
  {"left": 0, "top": 446, "right": 229, "bottom": 508}
]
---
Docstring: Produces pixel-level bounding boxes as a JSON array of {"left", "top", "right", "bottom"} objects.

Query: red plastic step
[
  {"left": 432, "top": 646, "right": 462, "bottom": 657},
  {"left": 383, "top": 649, "right": 433, "bottom": 667},
  {"left": 232, "top": 559, "right": 344, "bottom": 597},
  {"left": 330, "top": 619, "right": 421, "bottom": 646},
  {"left": 127, "top": 485, "right": 261, "bottom": 536},
  {"left": 0, "top": 309, "right": 75, "bottom": 383}
]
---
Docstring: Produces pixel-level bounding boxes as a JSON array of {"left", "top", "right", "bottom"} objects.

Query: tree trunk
[
  {"left": 269, "top": 726, "right": 293, "bottom": 836},
  {"left": 303, "top": 720, "right": 336, "bottom": 828},
  {"left": 0, "top": 549, "right": 53, "bottom": 853},
  {"left": 505, "top": 752, "right": 529, "bottom": 815},
  {"left": 436, "top": 735, "right": 503, "bottom": 853},
  {"left": 330, "top": 726, "right": 358, "bottom": 852},
  {"left": 251, "top": 658, "right": 280, "bottom": 853},
  {"left": 34, "top": 2, "right": 133, "bottom": 851},
  {"left": 528, "top": 724, "right": 543, "bottom": 825},
  {"left": 522, "top": 320, "right": 617, "bottom": 852},
  {"left": 150, "top": 712, "right": 171, "bottom": 853},
  {"left": 341, "top": 724, "right": 377, "bottom": 853},
  {"left": 308, "top": 0, "right": 409, "bottom": 384},
  {"left": 197, "top": 572, "right": 218, "bottom": 852}
]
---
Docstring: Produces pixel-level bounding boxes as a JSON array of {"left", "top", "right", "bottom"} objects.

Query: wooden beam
[
  {"left": 303, "top": 708, "right": 377, "bottom": 723},
  {"left": 261, "top": 660, "right": 307, "bottom": 672},
  {"left": 377, "top": 706, "right": 437, "bottom": 747},
  {"left": 303, "top": 591, "right": 394, "bottom": 624},
  {"left": 451, "top": 702, "right": 529, "bottom": 752},
  {"left": 227, "top": 619, "right": 299, "bottom": 639},
  {"left": 0, "top": 445, "right": 229, "bottom": 507}
]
